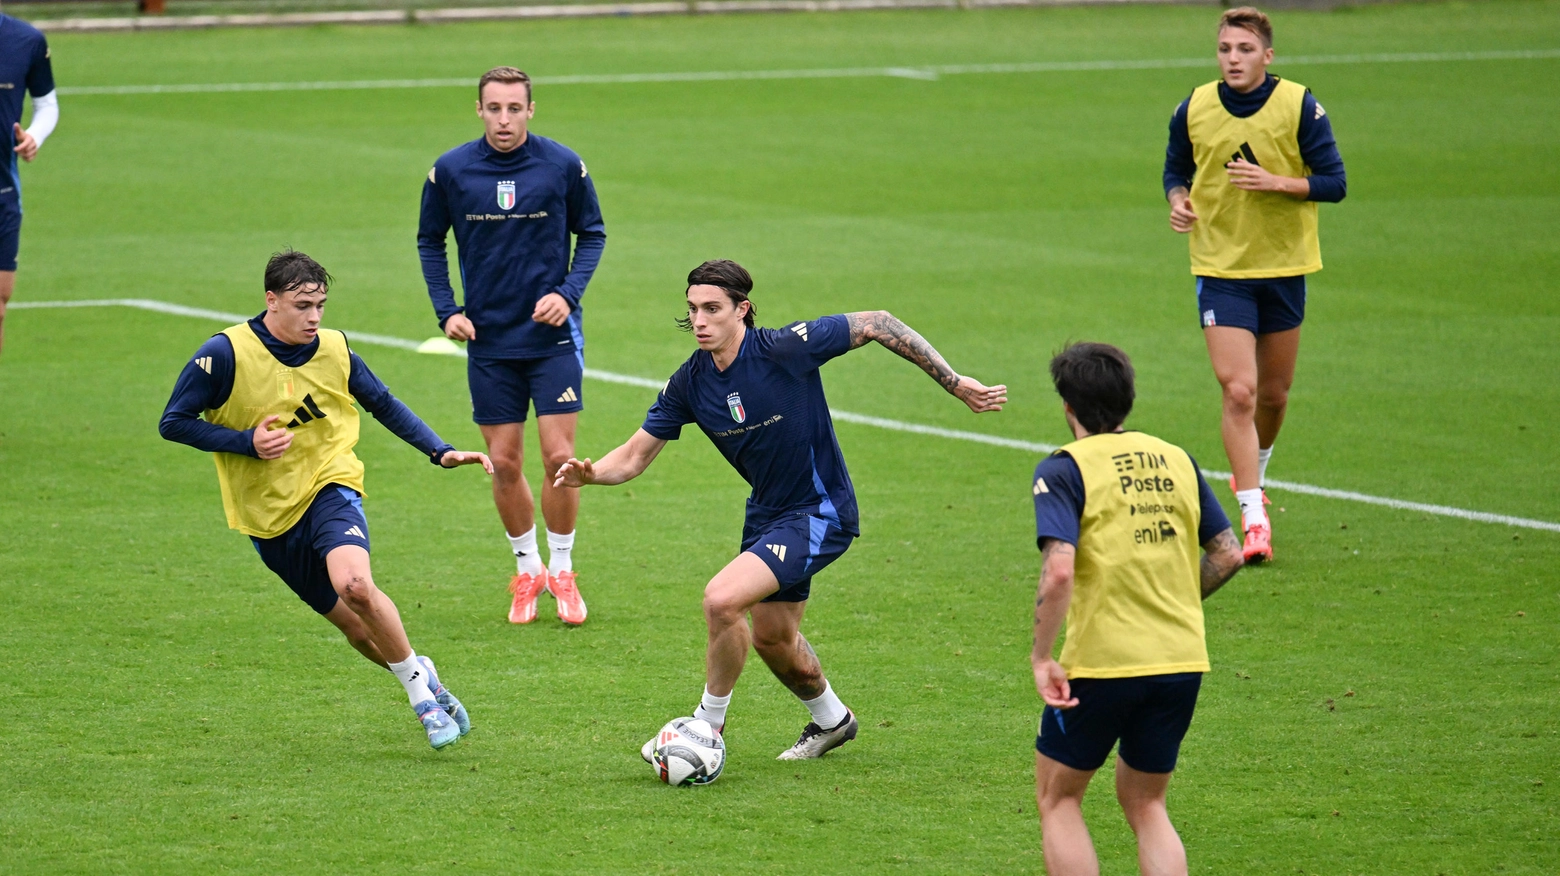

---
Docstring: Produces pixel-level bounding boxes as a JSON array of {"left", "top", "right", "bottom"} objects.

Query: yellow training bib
[
  {"left": 205, "top": 324, "right": 365, "bottom": 539},
  {"left": 1055, "top": 432, "right": 1209, "bottom": 678},
  {"left": 1186, "top": 77, "right": 1321, "bottom": 279}
]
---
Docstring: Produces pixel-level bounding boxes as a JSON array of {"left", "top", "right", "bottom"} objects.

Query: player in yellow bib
[
  {"left": 1029, "top": 343, "right": 1244, "bottom": 876},
  {"left": 158, "top": 250, "right": 493, "bottom": 750},
  {"left": 1163, "top": 7, "right": 1347, "bottom": 563}
]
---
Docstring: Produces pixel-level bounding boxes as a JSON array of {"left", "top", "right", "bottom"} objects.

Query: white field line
[
  {"left": 14, "top": 297, "right": 1560, "bottom": 534},
  {"left": 54, "top": 48, "right": 1560, "bottom": 96}
]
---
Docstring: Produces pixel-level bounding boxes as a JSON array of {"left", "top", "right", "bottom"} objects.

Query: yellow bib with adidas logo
[
  {"left": 1055, "top": 432, "right": 1208, "bottom": 678},
  {"left": 1186, "top": 77, "right": 1321, "bottom": 279},
  {"left": 205, "top": 324, "right": 365, "bottom": 539}
]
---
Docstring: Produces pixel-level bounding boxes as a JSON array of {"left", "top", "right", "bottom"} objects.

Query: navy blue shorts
[
  {"left": 468, "top": 352, "right": 584, "bottom": 425},
  {"left": 741, "top": 514, "right": 854, "bottom": 603},
  {"left": 0, "top": 201, "right": 20, "bottom": 272},
  {"left": 250, "top": 484, "right": 370, "bottom": 615},
  {"left": 1036, "top": 672, "right": 1202, "bottom": 774},
  {"left": 1196, "top": 275, "right": 1306, "bottom": 335}
]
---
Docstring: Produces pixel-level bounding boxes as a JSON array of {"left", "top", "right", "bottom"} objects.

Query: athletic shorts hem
[
  {"left": 468, "top": 352, "right": 584, "bottom": 425},
  {"left": 740, "top": 514, "right": 853, "bottom": 604}
]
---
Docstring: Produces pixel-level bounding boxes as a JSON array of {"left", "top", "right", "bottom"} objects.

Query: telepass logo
[
  {"left": 727, "top": 392, "right": 746, "bottom": 423},
  {"left": 496, "top": 181, "right": 516, "bottom": 211}
]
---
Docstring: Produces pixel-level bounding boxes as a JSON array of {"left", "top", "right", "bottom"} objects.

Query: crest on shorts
[
  {"left": 497, "top": 180, "right": 516, "bottom": 211},
  {"left": 727, "top": 392, "right": 746, "bottom": 423}
]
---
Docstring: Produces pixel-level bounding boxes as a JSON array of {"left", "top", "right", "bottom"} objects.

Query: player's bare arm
[
  {"left": 1199, "top": 527, "right": 1244, "bottom": 599},
  {"left": 1167, "top": 185, "right": 1198, "bottom": 233},
  {"left": 844, "top": 310, "right": 1007, "bottom": 413},
  {"left": 554, "top": 428, "right": 667, "bottom": 488},
  {"left": 1225, "top": 158, "right": 1310, "bottom": 197},
  {"left": 1031, "top": 538, "right": 1079, "bottom": 709}
]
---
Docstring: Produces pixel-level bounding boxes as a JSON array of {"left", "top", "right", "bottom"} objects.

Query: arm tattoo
[
  {"left": 1200, "top": 528, "right": 1243, "bottom": 599},
  {"left": 1037, "top": 540, "right": 1075, "bottom": 610},
  {"left": 1167, "top": 185, "right": 1189, "bottom": 203},
  {"left": 846, "top": 311, "right": 960, "bottom": 393}
]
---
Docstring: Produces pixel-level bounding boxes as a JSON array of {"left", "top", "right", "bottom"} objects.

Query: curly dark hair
[
  {"left": 264, "top": 249, "right": 332, "bottom": 296},
  {"left": 1049, "top": 342, "right": 1135, "bottom": 434}
]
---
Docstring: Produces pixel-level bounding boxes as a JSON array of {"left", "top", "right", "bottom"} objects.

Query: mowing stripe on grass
[
  {"left": 16, "top": 296, "right": 1559, "bottom": 534},
  {"left": 55, "top": 48, "right": 1560, "bottom": 96}
]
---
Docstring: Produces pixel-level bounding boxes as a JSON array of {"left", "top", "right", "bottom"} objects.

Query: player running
[
  {"left": 553, "top": 260, "right": 1006, "bottom": 765},
  {"left": 160, "top": 250, "right": 492, "bottom": 750},
  {"left": 0, "top": 12, "right": 60, "bottom": 356},
  {"left": 1163, "top": 6, "right": 1347, "bottom": 562},
  {"left": 1030, "top": 343, "right": 1243, "bottom": 876},
  {"left": 418, "top": 66, "right": 606, "bottom": 625}
]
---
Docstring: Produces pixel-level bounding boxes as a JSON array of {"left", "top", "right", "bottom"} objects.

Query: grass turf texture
[{"left": 2, "top": 1, "right": 1558, "bottom": 871}]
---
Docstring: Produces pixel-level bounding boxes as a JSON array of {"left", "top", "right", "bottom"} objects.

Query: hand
[
  {"left": 1225, "top": 158, "right": 1301, "bottom": 195},
  {"left": 1033, "top": 657, "right": 1078, "bottom": 709},
  {"left": 552, "top": 457, "right": 594, "bottom": 488},
  {"left": 443, "top": 313, "right": 476, "bottom": 341},
  {"left": 532, "top": 292, "right": 571, "bottom": 327},
  {"left": 12, "top": 124, "right": 37, "bottom": 162},
  {"left": 1168, "top": 193, "right": 1199, "bottom": 233},
  {"left": 439, "top": 449, "right": 494, "bottom": 473},
  {"left": 951, "top": 376, "right": 1007, "bottom": 413},
  {"left": 252, "top": 415, "right": 292, "bottom": 460}
]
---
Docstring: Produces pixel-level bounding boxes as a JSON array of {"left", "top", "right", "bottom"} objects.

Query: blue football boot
[
  {"left": 415, "top": 699, "right": 460, "bottom": 750},
  {"left": 418, "top": 655, "right": 470, "bottom": 737}
]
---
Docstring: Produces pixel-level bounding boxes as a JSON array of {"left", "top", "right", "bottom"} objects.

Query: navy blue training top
[
  {"left": 1163, "top": 74, "right": 1347, "bottom": 203},
  {"left": 418, "top": 133, "right": 606, "bottom": 361},
  {"left": 642, "top": 316, "right": 860, "bottom": 536},
  {"left": 1033, "top": 448, "right": 1230, "bottom": 548},
  {"left": 0, "top": 14, "right": 54, "bottom": 205},
  {"left": 159, "top": 314, "right": 454, "bottom": 464}
]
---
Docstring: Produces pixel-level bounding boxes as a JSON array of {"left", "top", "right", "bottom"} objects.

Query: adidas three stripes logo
[
  {"left": 766, "top": 543, "right": 787, "bottom": 562},
  {"left": 556, "top": 387, "right": 579, "bottom": 403}
]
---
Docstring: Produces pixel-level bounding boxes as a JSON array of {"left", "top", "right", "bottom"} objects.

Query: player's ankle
[
  {"left": 546, "top": 528, "right": 575, "bottom": 574},
  {"left": 508, "top": 527, "right": 544, "bottom": 576}
]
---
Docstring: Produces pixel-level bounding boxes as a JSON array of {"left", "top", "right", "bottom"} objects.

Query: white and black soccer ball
[{"left": 650, "top": 717, "right": 725, "bottom": 786}]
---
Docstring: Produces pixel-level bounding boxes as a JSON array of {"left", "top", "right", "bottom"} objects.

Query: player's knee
[
  {"left": 339, "top": 574, "right": 378, "bottom": 611},
  {"left": 490, "top": 452, "right": 524, "bottom": 482},
  {"left": 702, "top": 589, "right": 747, "bottom": 626},
  {"left": 1220, "top": 379, "right": 1257, "bottom": 414},
  {"left": 540, "top": 448, "right": 572, "bottom": 481},
  {"left": 1256, "top": 383, "right": 1290, "bottom": 412}
]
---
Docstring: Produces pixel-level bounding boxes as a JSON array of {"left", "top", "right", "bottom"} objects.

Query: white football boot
[{"left": 776, "top": 710, "right": 857, "bottom": 760}]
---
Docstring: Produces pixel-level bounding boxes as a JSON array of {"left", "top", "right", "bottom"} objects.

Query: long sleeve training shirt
[
  {"left": 418, "top": 133, "right": 606, "bottom": 361},
  {"left": 1163, "top": 74, "right": 1347, "bottom": 203},
  {"left": 159, "top": 315, "right": 454, "bottom": 463}
]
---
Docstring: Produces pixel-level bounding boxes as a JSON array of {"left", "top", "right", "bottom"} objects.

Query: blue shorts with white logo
[
  {"left": 742, "top": 513, "right": 854, "bottom": 603},
  {"left": 1036, "top": 672, "right": 1202, "bottom": 774},
  {"left": 1196, "top": 275, "right": 1306, "bottom": 335},
  {"left": 0, "top": 200, "right": 20, "bottom": 272},
  {"left": 468, "top": 352, "right": 584, "bottom": 425},
  {"left": 250, "top": 484, "right": 370, "bottom": 616}
]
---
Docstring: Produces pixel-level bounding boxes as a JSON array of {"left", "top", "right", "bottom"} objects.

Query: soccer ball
[{"left": 650, "top": 717, "right": 725, "bottom": 786}]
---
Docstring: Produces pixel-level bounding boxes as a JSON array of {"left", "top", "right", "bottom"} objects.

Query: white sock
[
  {"left": 507, "top": 527, "right": 544, "bottom": 576},
  {"left": 1257, "top": 446, "right": 1274, "bottom": 487},
  {"left": 546, "top": 529, "right": 576, "bottom": 574},
  {"left": 388, "top": 653, "right": 435, "bottom": 707},
  {"left": 693, "top": 686, "right": 731, "bottom": 729},
  {"left": 1236, "top": 488, "right": 1268, "bottom": 529},
  {"left": 800, "top": 682, "right": 849, "bottom": 729}
]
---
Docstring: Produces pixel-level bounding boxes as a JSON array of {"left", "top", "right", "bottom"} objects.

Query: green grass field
[{"left": 2, "top": 1, "right": 1558, "bottom": 872}]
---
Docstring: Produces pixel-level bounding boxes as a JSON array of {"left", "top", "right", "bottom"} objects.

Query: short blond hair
[
  {"left": 478, "top": 66, "right": 532, "bottom": 103},
  {"left": 1219, "top": 7, "right": 1273, "bottom": 48}
]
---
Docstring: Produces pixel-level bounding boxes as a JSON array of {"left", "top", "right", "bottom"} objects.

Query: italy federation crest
[
  {"left": 496, "top": 180, "right": 516, "bottom": 211},
  {"left": 727, "top": 392, "right": 746, "bottom": 423}
]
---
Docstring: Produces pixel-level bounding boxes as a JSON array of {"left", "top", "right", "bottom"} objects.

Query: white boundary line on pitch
[
  {"left": 54, "top": 48, "right": 1560, "bottom": 96},
  {"left": 13, "top": 297, "right": 1560, "bottom": 533}
]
